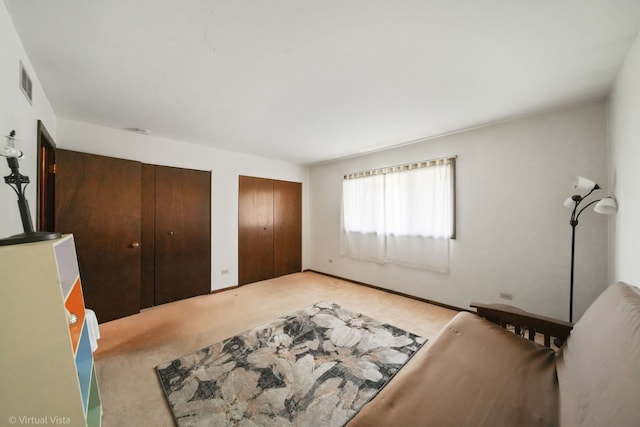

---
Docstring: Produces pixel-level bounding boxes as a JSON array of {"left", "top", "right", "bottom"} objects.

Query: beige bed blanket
[{"left": 347, "top": 312, "right": 559, "bottom": 427}]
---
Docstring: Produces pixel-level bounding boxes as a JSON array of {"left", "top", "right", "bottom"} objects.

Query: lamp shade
[
  {"left": 573, "top": 176, "right": 599, "bottom": 192},
  {"left": 563, "top": 197, "right": 575, "bottom": 208},
  {"left": 594, "top": 197, "right": 617, "bottom": 214}
]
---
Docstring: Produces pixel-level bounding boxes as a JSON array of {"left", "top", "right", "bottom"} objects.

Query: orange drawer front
[{"left": 65, "top": 278, "right": 86, "bottom": 354}]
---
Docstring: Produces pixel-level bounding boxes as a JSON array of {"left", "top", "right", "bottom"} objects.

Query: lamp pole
[
  {"left": 569, "top": 219, "right": 577, "bottom": 323},
  {"left": 568, "top": 189, "right": 601, "bottom": 323}
]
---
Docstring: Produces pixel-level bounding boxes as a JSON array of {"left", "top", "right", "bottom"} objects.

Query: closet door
[
  {"left": 154, "top": 165, "right": 211, "bottom": 305},
  {"left": 274, "top": 180, "right": 302, "bottom": 277},
  {"left": 55, "top": 149, "right": 142, "bottom": 323},
  {"left": 140, "top": 164, "right": 156, "bottom": 309},
  {"left": 238, "top": 176, "right": 274, "bottom": 285}
]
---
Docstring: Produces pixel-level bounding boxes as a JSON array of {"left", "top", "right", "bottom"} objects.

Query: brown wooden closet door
[
  {"left": 238, "top": 176, "right": 274, "bottom": 285},
  {"left": 140, "top": 164, "right": 156, "bottom": 309},
  {"left": 274, "top": 180, "right": 302, "bottom": 277},
  {"left": 55, "top": 149, "right": 141, "bottom": 323},
  {"left": 154, "top": 165, "right": 211, "bottom": 305}
]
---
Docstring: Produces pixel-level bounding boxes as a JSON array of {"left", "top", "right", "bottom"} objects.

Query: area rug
[{"left": 156, "top": 301, "right": 426, "bottom": 427}]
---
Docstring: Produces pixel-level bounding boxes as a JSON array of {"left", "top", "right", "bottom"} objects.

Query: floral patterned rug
[{"left": 156, "top": 302, "right": 426, "bottom": 426}]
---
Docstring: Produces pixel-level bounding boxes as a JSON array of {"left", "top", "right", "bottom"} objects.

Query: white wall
[
  {"left": 56, "top": 119, "right": 308, "bottom": 291},
  {"left": 609, "top": 34, "right": 640, "bottom": 287},
  {"left": 0, "top": 2, "right": 57, "bottom": 238},
  {"left": 2, "top": 0, "right": 619, "bottom": 317},
  {"left": 308, "top": 101, "right": 609, "bottom": 321}
]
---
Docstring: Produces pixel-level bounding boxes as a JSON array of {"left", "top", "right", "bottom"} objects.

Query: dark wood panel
[
  {"left": 140, "top": 164, "right": 155, "bottom": 309},
  {"left": 55, "top": 149, "right": 141, "bottom": 323},
  {"left": 154, "top": 165, "right": 211, "bottom": 305},
  {"left": 274, "top": 180, "right": 302, "bottom": 277},
  {"left": 238, "top": 176, "right": 274, "bottom": 285}
]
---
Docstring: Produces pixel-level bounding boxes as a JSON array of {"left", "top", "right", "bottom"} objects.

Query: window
[{"left": 340, "top": 157, "right": 455, "bottom": 272}]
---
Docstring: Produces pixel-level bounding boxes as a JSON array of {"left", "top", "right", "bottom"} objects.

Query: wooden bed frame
[{"left": 470, "top": 302, "right": 574, "bottom": 348}]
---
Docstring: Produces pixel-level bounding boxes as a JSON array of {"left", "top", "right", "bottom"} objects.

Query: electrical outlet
[
  {"left": 221, "top": 268, "right": 229, "bottom": 275},
  {"left": 499, "top": 292, "right": 513, "bottom": 301}
]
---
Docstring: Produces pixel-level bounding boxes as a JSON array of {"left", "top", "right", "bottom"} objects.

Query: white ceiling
[{"left": 5, "top": 1, "right": 640, "bottom": 165}]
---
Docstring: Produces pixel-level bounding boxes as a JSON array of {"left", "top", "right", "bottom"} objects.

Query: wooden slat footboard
[{"left": 470, "top": 302, "right": 573, "bottom": 348}]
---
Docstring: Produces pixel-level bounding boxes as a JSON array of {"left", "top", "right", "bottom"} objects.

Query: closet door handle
[{"left": 130, "top": 242, "right": 140, "bottom": 248}]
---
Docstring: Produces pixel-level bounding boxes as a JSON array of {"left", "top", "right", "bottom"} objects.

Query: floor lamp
[
  {"left": 564, "top": 176, "right": 617, "bottom": 322},
  {"left": 1, "top": 130, "right": 60, "bottom": 246}
]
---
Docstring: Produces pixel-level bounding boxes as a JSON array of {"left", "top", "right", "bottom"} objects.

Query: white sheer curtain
[
  {"left": 341, "top": 158, "right": 454, "bottom": 271},
  {"left": 385, "top": 163, "right": 452, "bottom": 271},
  {"left": 340, "top": 174, "right": 385, "bottom": 262}
]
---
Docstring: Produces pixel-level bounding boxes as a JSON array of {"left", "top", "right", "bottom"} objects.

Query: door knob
[
  {"left": 130, "top": 242, "right": 140, "bottom": 248},
  {"left": 168, "top": 231, "right": 174, "bottom": 236}
]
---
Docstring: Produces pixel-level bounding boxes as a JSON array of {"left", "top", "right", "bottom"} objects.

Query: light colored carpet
[{"left": 94, "top": 272, "right": 457, "bottom": 426}]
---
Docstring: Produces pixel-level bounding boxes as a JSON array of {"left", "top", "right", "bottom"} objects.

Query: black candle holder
[{"left": 0, "top": 130, "right": 60, "bottom": 246}]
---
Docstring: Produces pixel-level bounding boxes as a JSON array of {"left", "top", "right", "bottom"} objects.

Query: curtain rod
[{"left": 343, "top": 155, "right": 456, "bottom": 180}]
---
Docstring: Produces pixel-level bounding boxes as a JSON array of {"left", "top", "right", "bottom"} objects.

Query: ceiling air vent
[{"left": 19, "top": 61, "right": 33, "bottom": 104}]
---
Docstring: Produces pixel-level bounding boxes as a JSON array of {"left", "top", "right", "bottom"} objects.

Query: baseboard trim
[
  {"left": 304, "top": 269, "right": 467, "bottom": 312},
  {"left": 211, "top": 285, "right": 238, "bottom": 294}
]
